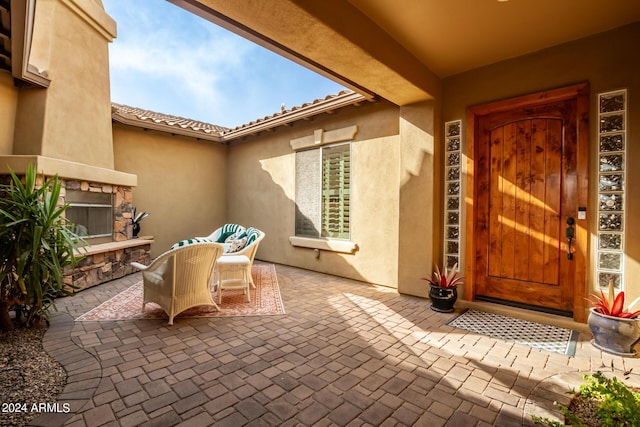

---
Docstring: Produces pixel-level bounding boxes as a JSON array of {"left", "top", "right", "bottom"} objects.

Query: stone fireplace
[
  {"left": 60, "top": 179, "right": 152, "bottom": 292},
  {"left": 0, "top": 164, "right": 152, "bottom": 292},
  {"left": 0, "top": 0, "right": 152, "bottom": 292},
  {"left": 64, "top": 180, "right": 133, "bottom": 243}
]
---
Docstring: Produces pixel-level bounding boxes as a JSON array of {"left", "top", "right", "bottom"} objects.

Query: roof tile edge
[{"left": 110, "top": 89, "right": 369, "bottom": 143}]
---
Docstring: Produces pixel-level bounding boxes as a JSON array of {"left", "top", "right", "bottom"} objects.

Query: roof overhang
[
  {"left": 112, "top": 91, "right": 370, "bottom": 144},
  {"left": 169, "top": 0, "right": 439, "bottom": 106},
  {"left": 223, "top": 91, "right": 369, "bottom": 140},
  {"left": 111, "top": 106, "right": 226, "bottom": 143}
]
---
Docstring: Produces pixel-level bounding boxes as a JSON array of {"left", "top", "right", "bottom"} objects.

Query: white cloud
[
  {"left": 110, "top": 37, "right": 247, "bottom": 111},
  {"left": 104, "top": 0, "right": 345, "bottom": 127}
]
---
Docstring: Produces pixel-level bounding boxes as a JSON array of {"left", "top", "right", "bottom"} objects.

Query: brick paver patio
[{"left": 32, "top": 262, "right": 640, "bottom": 426}]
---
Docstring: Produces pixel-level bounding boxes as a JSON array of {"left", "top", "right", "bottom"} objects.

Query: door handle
[{"left": 566, "top": 217, "right": 575, "bottom": 260}]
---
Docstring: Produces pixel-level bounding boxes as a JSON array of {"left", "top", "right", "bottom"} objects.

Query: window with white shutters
[
  {"left": 321, "top": 143, "right": 350, "bottom": 239},
  {"left": 295, "top": 142, "right": 351, "bottom": 240}
]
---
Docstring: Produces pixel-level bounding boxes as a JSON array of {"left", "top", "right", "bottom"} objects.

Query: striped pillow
[
  {"left": 170, "top": 237, "right": 212, "bottom": 250},
  {"left": 245, "top": 227, "right": 260, "bottom": 246},
  {"left": 216, "top": 223, "right": 245, "bottom": 243}
]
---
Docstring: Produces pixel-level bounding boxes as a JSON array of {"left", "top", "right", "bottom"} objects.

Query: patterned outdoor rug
[
  {"left": 447, "top": 309, "right": 579, "bottom": 356},
  {"left": 76, "top": 263, "right": 285, "bottom": 321}
]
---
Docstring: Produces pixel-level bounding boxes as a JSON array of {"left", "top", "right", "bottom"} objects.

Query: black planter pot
[
  {"left": 132, "top": 223, "right": 140, "bottom": 238},
  {"left": 429, "top": 284, "right": 458, "bottom": 313}
]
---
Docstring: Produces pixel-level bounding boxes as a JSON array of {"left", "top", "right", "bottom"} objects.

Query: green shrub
[
  {"left": 0, "top": 164, "right": 82, "bottom": 330},
  {"left": 533, "top": 371, "right": 640, "bottom": 426}
]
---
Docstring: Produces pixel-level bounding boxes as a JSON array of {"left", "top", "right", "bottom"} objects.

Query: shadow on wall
[
  {"left": 225, "top": 100, "right": 437, "bottom": 295},
  {"left": 117, "top": 100, "right": 438, "bottom": 292}
]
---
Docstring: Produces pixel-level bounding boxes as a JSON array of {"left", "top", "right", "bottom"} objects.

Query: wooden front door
[{"left": 469, "top": 85, "right": 589, "bottom": 317}]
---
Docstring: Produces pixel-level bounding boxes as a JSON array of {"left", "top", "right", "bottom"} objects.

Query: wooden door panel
[
  {"left": 500, "top": 122, "right": 517, "bottom": 280},
  {"left": 467, "top": 83, "right": 589, "bottom": 320},
  {"left": 475, "top": 101, "right": 576, "bottom": 312},
  {"left": 529, "top": 120, "right": 548, "bottom": 284},
  {"left": 514, "top": 120, "right": 532, "bottom": 281},
  {"left": 486, "top": 118, "right": 562, "bottom": 285},
  {"left": 487, "top": 126, "right": 503, "bottom": 278},
  {"left": 543, "top": 119, "right": 562, "bottom": 285}
]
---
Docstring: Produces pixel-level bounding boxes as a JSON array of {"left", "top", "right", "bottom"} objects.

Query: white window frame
[{"left": 289, "top": 126, "right": 358, "bottom": 254}]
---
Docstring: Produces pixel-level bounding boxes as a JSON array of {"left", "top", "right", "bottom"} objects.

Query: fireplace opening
[{"left": 65, "top": 190, "right": 113, "bottom": 244}]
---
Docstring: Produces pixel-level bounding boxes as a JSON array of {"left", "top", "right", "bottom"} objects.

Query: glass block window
[
  {"left": 444, "top": 120, "right": 462, "bottom": 269},
  {"left": 596, "top": 89, "right": 627, "bottom": 291}
]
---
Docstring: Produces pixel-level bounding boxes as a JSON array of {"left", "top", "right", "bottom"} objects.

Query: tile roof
[
  {"left": 225, "top": 90, "right": 359, "bottom": 133},
  {"left": 111, "top": 90, "right": 370, "bottom": 143},
  {"left": 221, "top": 90, "right": 370, "bottom": 140},
  {"left": 111, "top": 104, "right": 230, "bottom": 140}
]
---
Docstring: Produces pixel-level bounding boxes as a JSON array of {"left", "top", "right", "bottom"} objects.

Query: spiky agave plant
[
  {"left": 421, "top": 263, "right": 464, "bottom": 288},
  {"left": 586, "top": 283, "right": 640, "bottom": 318}
]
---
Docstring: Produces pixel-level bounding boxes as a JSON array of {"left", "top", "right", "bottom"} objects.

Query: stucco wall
[
  {"left": 227, "top": 100, "right": 406, "bottom": 288},
  {"left": 0, "top": 73, "right": 17, "bottom": 155},
  {"left": 442, "top": 23, "right": 640, "bottom": 308},
  {"left": 13, "top": 0, "right": 116, "bottom": 169},
  {"left": 112, "top": 125, "right": 227, "bottom": 257},
  {"left": 111, "top": 99, "right": 438, "bottom": 291},
  {"left": 397, "top": 101, "right": 439, "bottom": 298}
]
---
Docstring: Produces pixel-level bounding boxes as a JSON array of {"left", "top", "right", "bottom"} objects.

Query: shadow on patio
[{"left": 37, "top": 262, "right": 640, "bottom": 427}]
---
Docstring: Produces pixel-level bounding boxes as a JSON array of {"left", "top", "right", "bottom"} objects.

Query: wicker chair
[
  {"left": 213, "top": 228, "right": 265, "bottom": 303},
  {"left": 223, "top": 228, "right": 265, "bottom": 289},
  {"left": 131, "top": 241, "right": 224, "bottom": 325}
]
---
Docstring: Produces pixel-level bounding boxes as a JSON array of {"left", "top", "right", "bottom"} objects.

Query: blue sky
[{"left": 103, "top": 1, "right": 346, "bottom": 129}]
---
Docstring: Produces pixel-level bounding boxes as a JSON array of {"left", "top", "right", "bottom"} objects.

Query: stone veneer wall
[{"left": 65, "top": 242, "right": 152, "bottom": 292}]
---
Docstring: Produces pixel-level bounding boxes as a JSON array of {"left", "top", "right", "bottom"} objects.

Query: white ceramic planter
[{"left": 588, "top": 308, "right": 640, "bottom": 356}]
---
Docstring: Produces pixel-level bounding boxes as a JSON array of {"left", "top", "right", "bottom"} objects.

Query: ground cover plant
[{"left": 532, "top": 371, "right": 640, "bottom": 426}]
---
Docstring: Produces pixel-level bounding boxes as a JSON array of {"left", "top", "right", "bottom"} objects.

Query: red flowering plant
[
  {"left": 586, "top": 285, "right": 640, "bottom": 319},
  {"left": 421, "top": 263, "right": 464, "bottom": 288}
]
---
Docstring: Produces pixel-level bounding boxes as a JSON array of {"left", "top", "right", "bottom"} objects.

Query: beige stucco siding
[
  {"left": 227, "top": 101, "right": 405, "bottom": 288},
  {"left": 397, "top": 101, "right": 438, "bottom": 299},
  {"left": 442, "top": 22, "right": 640, "bottom": 308},
  {"left": 112, "top": 125, "right": 227, "bottom": 257},
  {"left": 0, "top": 73, "right": 17, "bottom": 155},
  {"left": 111, "top": 100, "right": 436, "bottom": 292},
  {"left": 13, "top": 0, "right": 116, "bottom": 169}
]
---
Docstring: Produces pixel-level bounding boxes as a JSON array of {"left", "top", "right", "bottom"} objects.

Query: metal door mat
[{"left": 447, "top": 309, "right": 579, "bottom": 356}]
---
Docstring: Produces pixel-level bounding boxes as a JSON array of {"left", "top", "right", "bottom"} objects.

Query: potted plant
[
  {"left": 130, "top": 206, "right": 150, "bottom": 238},
  {"left": 586, "top": 283, "right": 640, "bottom": 356},
  {"left": 422, "top": 263, "right": 464, "bottom": 313}
]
